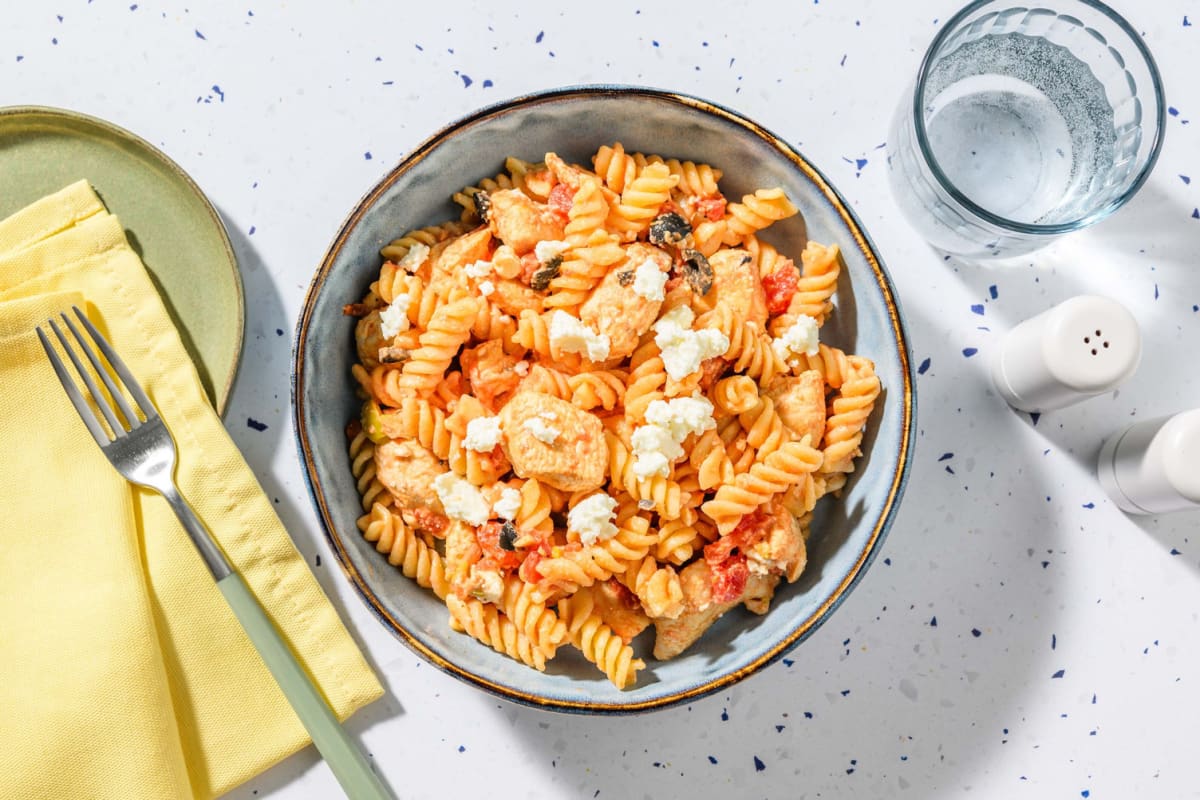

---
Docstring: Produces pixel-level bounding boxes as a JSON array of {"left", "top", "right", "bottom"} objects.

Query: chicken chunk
[
  {"left": 354, "top": 309, "right": 386, "bottom": 369},
  {"left": 489, "top": 277, "right": 544, "bottom": 318},
  {"left": 578, "top": 242, "right": 671, "bottom": 360},
  {"left": 745, "top": 501, "right": 808, "bottom": 583},
  {"left": 374, "top": 439, "right": 445, "bottom": 512},
  {"left": 498, "top": 391, "right": 606, "bottom": 492},
  {"left": 652, "top": 559, "right": 780, "bottom": 660},
  {"left": 486, "top": 189, "right": 566, "bottom": 256},
  {"left": 708, "top": 248, "right": 768, "bottom": 327},
  {"left": 434, "top": 226, "right": 493, "bottom": 276},
  {"left": 765, "top": 370, "right": 826, "bottom": 446},
  {"left": 591, "top": 580, "right": 651, "bottom": 644},
  {"left": 460, "top": 340, "right": 523, "bottom": 412}
]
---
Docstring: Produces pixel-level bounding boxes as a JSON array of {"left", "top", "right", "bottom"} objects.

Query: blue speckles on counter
[
  {"left": 971, "top": 628, "right": 982, "bottom": 637},
  {"left": 364, "top": 152, "right": 372, "bottom": 160},
  {"left": 962, "top": 347, "right": 978, "bottom": 357},
  {"left": 1052, "top": 669, "right": 1065, "bottom": 679},
  {"left": 938, "top": 452, "right": 953, "bottom": 461},
  {"left": 917, "top": 357, "right": 931, "bottom": 374},
  {"left": 459, "top": 73, "right": 473, "bottom": 87},
  {"left": 1052, "top": 634, "right": 1057, "bottom": 649},
  {"left": 194, "top": 29, "right": 206, "bottom": 40},
  {"left": 1181, "top": 175, "right": 1192, "bottom": 185},
  {"left": 247, "top": 417, "right": 268, "bottom": 432},
  {"left": 1082, "top": 502, "right": 1094, "bottom": 509},
  {"left": 707, "top": 755, "right": 717, "bottom": 764},
  {"left": 971, "top": 303, "right": 985, "bottom": 315},
  {"left": 930, "top": 616, "right": 937, "bottom": 626},
  {"left": 753, "top": 756, "right": 766, "bottom": 772}
]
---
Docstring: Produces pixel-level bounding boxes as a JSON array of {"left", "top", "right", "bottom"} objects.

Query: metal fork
[{"left": 38, "top": 306, "right": 393, "bottom": 800}]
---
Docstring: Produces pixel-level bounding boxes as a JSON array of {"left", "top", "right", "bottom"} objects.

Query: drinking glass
[{"left": 887, "top": 0, "right": 1165, "bottom": 258}]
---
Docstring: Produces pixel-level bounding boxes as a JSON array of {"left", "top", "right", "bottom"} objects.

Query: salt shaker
[
  {"left": 991, "top": 295, "right": 1141, "bottom": 413},
  {"left": 1097, "top": 410, "right": 1200, "bottom": 515}
]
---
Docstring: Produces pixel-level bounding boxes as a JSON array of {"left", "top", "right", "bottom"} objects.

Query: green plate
[{"left": 0, "top": 106, "right": 244, "bottom": 414}]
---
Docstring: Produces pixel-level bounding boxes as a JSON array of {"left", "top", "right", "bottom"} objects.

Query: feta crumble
[
  {"left": 772, "top": 314, "right": 820, "bottom": 366},
  {"left": 493, "top": 487, "right": 522, "bottom": 521},
  {"left": 632, "top": 396, "right": 717, "bottom": 478},
  {"left": 548, "top": 310, "right": 611, "bottom": 362},
  {"left": 379, "top": 294, "right": 412, "bottom": 339},
  {"left": 463, "top": 416, "right": 503, "bottom": 452},
  {"left": 513, "top": 360, "right": 530, "bottom": 376},
  {"left": 398, "top": 242, "right": 430, "bottom": 271},
  {"left": 464, "top": 259, "right": 493, "bottom": 279},
  {"left": 523, "top": 413, "right": 561, "bottom": 444},
  {"left": 567, "top": 493, "right": 619, "bottom": 545},
  {"left": 432, "top": 473, "right": 491, "bottom": 526},
  {"left": 652, "top": 305, "right": 729, "bottom": 381},
  {"left": 478, "top": 280, "right": 495, "bottom": 297},
  {"left": 632, "top": 258, "right": 669, "bottom": 301},
  {"left": 534, "top": 239, "right": 570, "bottom": 264}
]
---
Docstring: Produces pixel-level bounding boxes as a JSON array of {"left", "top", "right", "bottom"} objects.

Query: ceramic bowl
[{"left": 293, "top": 86, "right": 916, "bottom": 713}]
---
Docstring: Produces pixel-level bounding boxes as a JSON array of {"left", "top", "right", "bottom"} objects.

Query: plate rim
[
  {"left": 0, "top": 103, "right": 245, "bottom": 415},
  {"left": 292, "top": 84, "right": 917, "bottom": 713}
]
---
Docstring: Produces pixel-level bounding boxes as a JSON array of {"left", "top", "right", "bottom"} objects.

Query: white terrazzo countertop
[{"left": 4, "top": 1, "right": 1199, "bottom": 797}]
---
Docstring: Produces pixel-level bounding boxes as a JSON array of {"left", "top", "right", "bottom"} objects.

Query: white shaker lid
[{"left": 993, "top": 295, "right": 1141, "bottom": 412}]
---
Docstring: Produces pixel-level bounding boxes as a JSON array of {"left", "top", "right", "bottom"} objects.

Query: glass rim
[{"left": 912, "top": 0, "right": 1166, "bottom": 236}]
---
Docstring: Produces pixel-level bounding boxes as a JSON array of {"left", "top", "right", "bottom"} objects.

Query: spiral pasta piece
[
  {"left": 396, "top": 295, "right": 479, "bottom": 396},
  {"left": 568, "top": 369, "right": 627, "bottom": 411},
  {"left": 607, "top": 162, "right": 679, "bottom": 237},
  {"left": 379, "top": 220, "right": 471, "bottom": 264},
  {"left": 789, "top": 343, "right": 853, "bottom": 390},
  {"left": 772, "top": 241, "right": 841, "bottom": 333},
  {"left": 592, "top": 142, "right": 654, "bottom": 194},
  {"left": 710, "top": 375, "right": 759, "bottom": 417},
  {"left": 515, "top": 478, "right": 555, "bottom": 537},
  {"left": 564, "top": 174, "right": 609, "bottom": 241},
  {"left": 821, "top": 356, "right": 881, "bottom": 473},
  {"left": 452, "top": 171, "right": 518, "bottom": 221},
  {"left": 545, "top": 230, "right": 624, "bottom": 311},
  {"left": 688, "top": 428, "right": 735, "bottom": 490},
  {"left": 737, "top": 396, "right": 787, "bottom": 461},
  {"left": 520, "top": 363, "right": 573, "bottom": 401},
  {"left": 348, "top": 430, "right": 393, "bottom": 511},
  {"left": 446, "top": 595, "right": 548, "bottom": 671},
  {"left": 654, "top": 518, "right": 702, "bottom": 565},
  {"left": 359, "top": 503, "right": 450, "bottom": 598},
  {"left": 500, "top": 576, "right": 568, "bottom": 658},
  {"left": 696, "top": 305, "right": 785, "bottom": 387},
  {"left": 556, "top": 590, "right": 645, "bottom": 688},
  {"left": 663, "top": 158, "right": 722, "bottom": 198},
  {"left": 382, "top": 396, "right": 453, "bottom": 460},
  {"left": 620, "top": 556, "right": 685, "bottom": 619},
  {"left": 724, "top": 187, "right": 798, "bottom": 241},
  {"left": 701, "top": 437, "right": 823, "bottom": 534},
  {"left": 623, "top": 341, "right": 667, "bottom": 423}
]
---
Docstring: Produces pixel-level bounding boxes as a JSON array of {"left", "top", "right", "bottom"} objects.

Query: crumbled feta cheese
[
  {"left": 493, "top": 487, "right": 522, "bottom": 521},
  {"left": 513, "top": 360, "right": 530, "bottom": 376},
  {"left": 632, "top": 396, "right": 717, "bottom": 478},
  {"left": 432, "top": 473, "right": 490, "bottom": 525},
  {"left": 523, "top": 413, "right": 561, "bottom": 444},
  {"left": 478, "top": 280, "right": 495, "bottom": 297},
  {"left": 463, "top": 416, "right": 503, "bottom": 452},
  {"left": 632, "top": 258, "right": 669, "bottom": 301},
  {"left": 534, "top": 239, "right": 570, "bottom": 264},
  {"left": 548, "top": 310, "right": 611, "bottom": 362},
  {"left": 379, "top": 294, "right": 412, "bottom": 339},
  {"left": 652, "top": 305, "right": 729, "bottom": 381},
  {"left": 398, "top": 243, "right": 430, "bottom": 271},
  {"left": 567, "top": 493, "right": 619, "bottom": 545},
  {"left": 644, "top": 396, "right": 717, "bottom": 442},
  {"left": 772, "top": 315, "right": 820, "bottom": 366},
  {"left": 464, "top": 259, "right": 492, "bottom": 279}
]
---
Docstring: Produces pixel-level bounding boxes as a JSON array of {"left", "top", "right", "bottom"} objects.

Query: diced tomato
[
  {"left": 408, "top": 507, "right": 449, "bottom": 538},
  {"left": 762, "top": 260, "right": 799, "bottom": 316},
  {"left": 345, "top": 419, "right": 363, "bottom": 439},
  {"left": 704, "top": 509, "right": 770, "bottom": 565},
  {"left": 710, "top": 554, "right": 749, "bottom": 603},
  {"left": 476, "top": 522, "right": 524, "bottom": 572},
  {"left": 663, "top": 273, "right": 684, "bottom": 293},
  {"left": 547, "top": 183, "right": 576, "bottom": 220},
  {"left": 518, "top": 549, "right": 545, "bottom": 583},
  {"left": 696, "top": 195, "right": 726, "bottom": 222}
]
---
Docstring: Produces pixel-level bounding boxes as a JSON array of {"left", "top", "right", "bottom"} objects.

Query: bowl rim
[{"left": 292, "top": 84, "right": 917, "bottom": 713}]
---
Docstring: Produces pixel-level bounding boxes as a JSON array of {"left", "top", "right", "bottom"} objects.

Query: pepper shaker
[
  {"left": 991, "top": 295, "right": 1141, "bottom": 413},
  {"left": 1097, "top": 410, "right": 1200, "bottom": 515}
]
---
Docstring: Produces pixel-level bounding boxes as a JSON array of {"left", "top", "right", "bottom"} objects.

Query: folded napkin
[{"left": 0, "top": 182, "right": 383, "bottom": 799}]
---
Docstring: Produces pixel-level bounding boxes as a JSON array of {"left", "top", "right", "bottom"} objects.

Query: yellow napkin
[{"left": 0, "top": 182, "right": 384, "bottom": 799}]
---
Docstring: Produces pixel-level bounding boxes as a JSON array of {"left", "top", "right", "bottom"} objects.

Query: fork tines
[{"left": 37, "top": 306, "right": 155, "bottom": 444}]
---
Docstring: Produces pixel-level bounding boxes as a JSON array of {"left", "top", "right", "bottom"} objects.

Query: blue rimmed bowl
[{"left": 293, "top": 86, "right": 916, "bottom": 713}]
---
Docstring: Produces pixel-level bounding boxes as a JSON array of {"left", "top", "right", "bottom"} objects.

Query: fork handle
[{"left": 217, "top": 573, "right": 395, "bottom": 800}]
